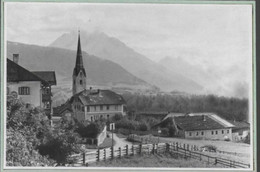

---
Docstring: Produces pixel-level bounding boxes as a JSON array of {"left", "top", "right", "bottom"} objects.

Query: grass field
[{"left": 91, "top": 153, "right": 226, "bottom": 168}]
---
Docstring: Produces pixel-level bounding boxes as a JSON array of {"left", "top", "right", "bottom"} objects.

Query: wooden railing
[{"left": 69, "top": 142, "right": 250, "bottom": 168}]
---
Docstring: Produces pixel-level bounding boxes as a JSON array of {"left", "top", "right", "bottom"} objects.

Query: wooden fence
[
  {"left": 69, "top": 142, "right": 250, "bottom": 168},
  {"left": 127, "top": 134, "right": 245, "bottom": 156}
]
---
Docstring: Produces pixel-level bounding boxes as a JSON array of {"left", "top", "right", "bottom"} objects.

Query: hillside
[
  {"left": 50, "top": 30, "right": 203, "bottom": 94},
  {"left": 7, "top": 41, "right": 156, "bottom": 106}
]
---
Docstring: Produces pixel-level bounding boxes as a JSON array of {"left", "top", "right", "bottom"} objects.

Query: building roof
[
  {"left": 7, "top": 59, "right": 49, "bottom": 85},
  {"left": 32, "top": 71, "right": 57, "bottom": 85},
  {"left": 163, "top": 113, "right": 185, "bottom": 120},
  {"left": 228, "top": 120, "right": 250, "bottom": 131},
  {"left": 71, "top": 89, "right": 126, "bottom": 105},
  {"left": 173, "top": 115, "right": 234, "bottom": 131}
]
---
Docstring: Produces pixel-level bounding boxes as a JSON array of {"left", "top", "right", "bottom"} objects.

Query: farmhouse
[
  {"left": 7, "top": 55, "right": 57, "bottom": 118},
  {"left": 156, "top": 113, "right": 234, "bottom": 141}
]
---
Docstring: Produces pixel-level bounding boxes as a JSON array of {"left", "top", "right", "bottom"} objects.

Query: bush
[{"left": 76, "top": 121, "right": 105, "bottom": 138}]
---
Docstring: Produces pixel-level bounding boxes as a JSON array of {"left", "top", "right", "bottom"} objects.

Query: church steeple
[
  {"left": 73, "top": 30, "right": 86, "bottom": 77},
  {"left": 73, "top": 30, "right": 87, "bottom": 95}
]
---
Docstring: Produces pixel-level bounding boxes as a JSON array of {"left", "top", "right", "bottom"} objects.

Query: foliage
[
  {"left": 75, "top": 121, "right": 106, "bottom": 138},
  {"left": 6, "top": 97, "right": 54, "bottom": 166},
  {"left": 243, "top": 132, "right": 250, "bottom": 144},
  {"left": 123, "top": 93, "right": 248, "bottom": 121},
  {"left": 37, "top": 131, "right": 81, "bottom": 164}
]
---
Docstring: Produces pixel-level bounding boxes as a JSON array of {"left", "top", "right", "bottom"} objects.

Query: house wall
[
  {"left": 7, "top": 81, "right": 42, "bottom": 107},
  {"left": 184, "top": 128, "right": 232, "bottom": 141},
  {"left": 85, "top": 104, "right": 126, "bottom": 121},
  {"left": 97, "top": 126, "right": 107, "bottom": 146},
  {"left": 232, "top": 129, "right": 249, "bottom": 142}
]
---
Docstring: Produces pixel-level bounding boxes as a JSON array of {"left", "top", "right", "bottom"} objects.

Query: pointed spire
[{"left": 73, "top": 30, "right": 86, "bottom": 76}]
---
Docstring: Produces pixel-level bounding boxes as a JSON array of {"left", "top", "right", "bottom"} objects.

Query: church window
[{"left": 18, "top": 87, "right": 30, "bottom": 95}]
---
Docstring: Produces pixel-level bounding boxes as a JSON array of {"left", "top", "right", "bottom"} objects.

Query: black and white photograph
[{"left": 2, "top": 1, "right": 256, "bottom": 170}]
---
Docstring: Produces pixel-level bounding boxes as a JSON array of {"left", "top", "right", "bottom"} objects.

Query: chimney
[{"left": 13, "top": 54, "right": 19, "bottom": 64}]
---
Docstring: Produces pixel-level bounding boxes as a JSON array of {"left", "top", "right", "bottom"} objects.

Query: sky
[{"left": 5, "top": 2, "right": 253, "bottom": 98}]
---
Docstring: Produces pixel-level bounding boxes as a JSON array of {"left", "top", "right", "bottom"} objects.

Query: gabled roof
[
  {"left": 163, "top": 113, "right": 185, "bottom": 120},
  {"left": 228, "top": 120, "right": 250, "bottom": 130},
  {"left": 173, "top": 115, "right": 233, "bottom": 131},
  {"left": 32, "top": 71, "right": 57, "bottom": 85},
  {"left": 7, "top": 59, "right": 49, "bottom": 85},
  {"left": 71, "top": 89, "right": 126, "bottom": 105}
]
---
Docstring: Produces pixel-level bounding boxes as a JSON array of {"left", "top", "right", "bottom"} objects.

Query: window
[
  {"left": 115, "top": 105, "right": 118, "bottom": 110},
  {"left": 87, "top": 106, "right": 90, "bottom": 112},
  {"left": 215, "top": 131, "right": 218, "bottom": 134},
  {"left": 227, "top": 130, "right": 229, "bottom": 134},
  {"left": 189, "top": 132, "right": 192, "bottom": 136},
  {"left": 80, "top": 80, "right": 82, "bottom": 85},
  {"left": 222, "top": 130, "right": 224, "bottom": 134},
  {"left": 196, "top": 132, "right": 199, "bottom": 136},
  {"left": 82, "top": 106, "right": 84, "bottom": 111},
  {"left": 45, "top": 102, "right": 50, "bottom": 109},
  {"left": 94, "top": 106, "right": 96, "bottom": 111},
  {"left": 100, "top": 115, "right": 103, "bottom": 119},
  {"left": 201, "top": 131, "right": 204, "bottom": 135},
  {"left": 106, "top": 105, "right": 109, "bottom": 110},
  {"left": 100, "top": 105, "right": 103, "bottom": 111},
  {"left": 107, "top": 114, "right": 110, "bottom": 119},
  {"left": 211, "top": 131, "right": 214, "bottom": 135},
  {"left": 18, "top": 87, "right": 30, "bottom": 95},
  {"left": 91, "top": 116, "right": 93, "bottom": 122}
]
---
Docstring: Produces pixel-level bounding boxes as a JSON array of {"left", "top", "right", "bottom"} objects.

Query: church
[{"left": 58, "top": 31, "right": 127, "bottom": 124}]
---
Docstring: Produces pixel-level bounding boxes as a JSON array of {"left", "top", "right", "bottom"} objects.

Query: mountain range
[{"left": 50, "top": 31, "right": 203, "bottom": 94}]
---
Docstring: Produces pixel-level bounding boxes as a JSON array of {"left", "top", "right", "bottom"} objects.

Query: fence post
[
  {"left": 208, "top": 156, "right": 209, "bottom": 164},
  {"left": 118, "top": 147, "right": 121, "bottom": 158},
  {"left": 82, "top": 152, "right": 85, "bottom": 165},
  {"left": 97, "top": 149, "right": 100, "bottom": 162},
  {"left": 215, "top": 158, "right": 217, "bottom": 165},
  {"left": 199, "top": 153, "right": 202, "bottom": 161},
  {"left": 184, "top": 147, "right": 187, "bottom": 159},
  {"left": 111, "top": 147, "right": 114, "bottom": 160},
  {"left": 230, "top": 160, "right": 232, "bottom": 168},
  {"left": 104, "top": 149, "right": 106, "bottom": 161},
  {"left": 139, "top": 144, "right": 142, "bottom": 155},
  {"left": 166, "top": 143, "right": 170, "bottom": 153},
  {"left": 176, "top": 142, "right": 179, "bottom": 158},
  {"left": 132, "top": 145, "right": 134, "bottom": 155},
  {"left": 152, "top": 144, "right": 155, "bottom": 154},
  {"left": 126, "top": 145, "right": 128, "bottom": 156},
  {"left": 187, "top": 144, "right": 189, "bottom": 151}
]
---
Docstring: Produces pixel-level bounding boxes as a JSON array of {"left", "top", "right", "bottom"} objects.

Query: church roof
[
  {"left": 32, "top": 71, "right": 57, "bottom": 85},
  {"left": 71, "top": 89, "right": 126, "bottom": 105},
  {"left": 73, "top": 31, "right": 86, "bottom": 77},
  {"left": 7, "top": 59, "right": 49, "bottom": 85}
]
